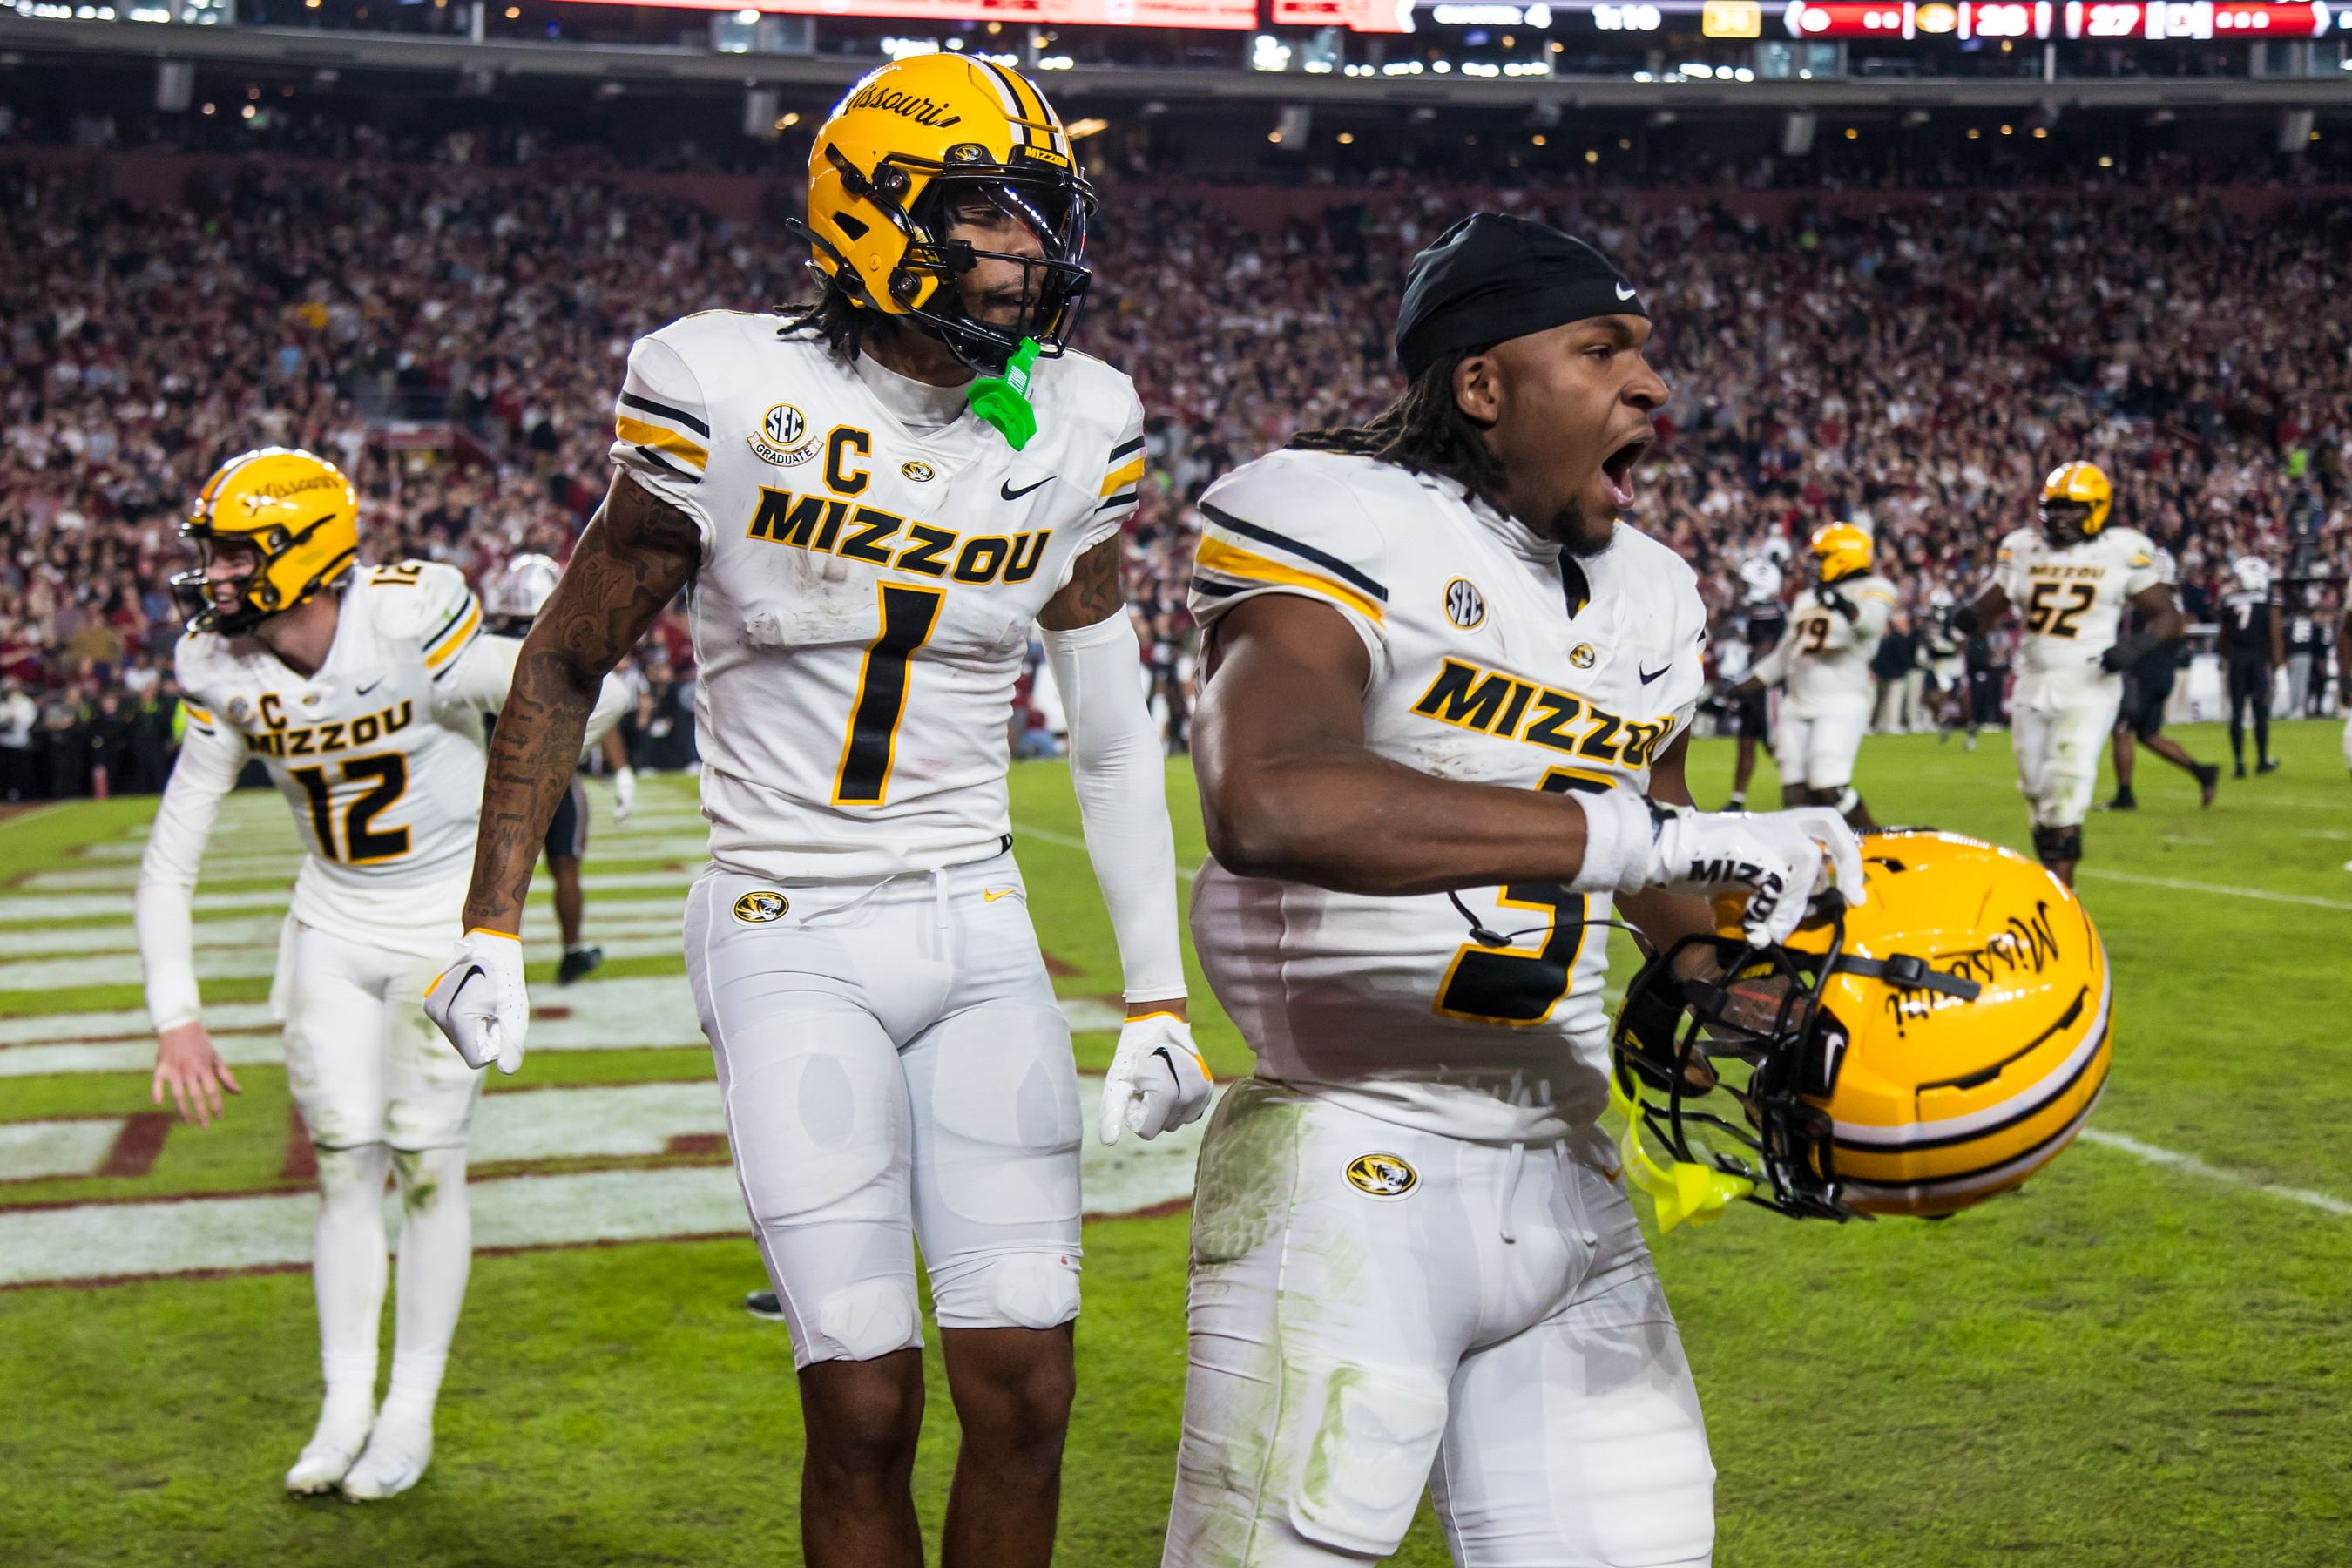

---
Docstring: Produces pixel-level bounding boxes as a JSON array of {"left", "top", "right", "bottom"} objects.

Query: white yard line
[
  {"left": 0, "top": 1078, "right": 1213, "bottom": 1287},
  {"left": 2078, "top": 868, "right": 2352, "bottom": 913},
  {"left": 1010, "top": 821, "right": 1091, "bottom": 853},
  {"left": 2078, "top": 1129, "right": 2352, "bottom": 1218},
  {"left": 0, "top": 804, "right": 68, "bottom": 833},
  {"left": 0, "top": 923, "right": 690, "bottom": 994},
  {"left": 0, "top": 897, "right": 696, "bottom": 962}
]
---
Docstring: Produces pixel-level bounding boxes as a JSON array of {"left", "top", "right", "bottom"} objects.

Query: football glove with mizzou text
[
  {"left": 1098, "top": 1012, "right": 1213, "bottom": 1146},
  {"left": 422, "top": 929, "right": 531, "bottom": 1075},
  {"left": 1649, "top": 805, "right": 1867, "bottom": 945}
]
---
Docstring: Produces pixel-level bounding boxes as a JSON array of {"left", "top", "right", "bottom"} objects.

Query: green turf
[{"left": 3, "top": 724, "right": 2349, "bottom": 1566}]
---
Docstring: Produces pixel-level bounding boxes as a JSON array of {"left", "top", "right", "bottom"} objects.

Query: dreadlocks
[
  {"left": 1288, "top": 349, "right": 1504, "bottom": 508},
  {"left": 775, "top": 284, "right": 868, "bottom": 365}
]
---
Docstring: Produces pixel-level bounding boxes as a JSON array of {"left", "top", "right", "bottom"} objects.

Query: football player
[
  {"left": 2105, "top": 544, "right": 2220, "bottom": 810},
  {"left": 134, "top": 449, "right": 629, "bottom": 1499},
  {"left": 422, "top": 57, "right": 1200, "bottom": 1568},
  {"left": 1956, "top": 460, "right": 2184, "bottom": 885},
  {"left": 1172, "top": 213, "right": 1864, "bottom": 1568},
  {"left": 1723, "top": 553, "right": 1785, "bottom": 808},
  {"left": 2218, "top": 554, "right": 2285, "bottom": 777},
  {"left": 483, "top": 552, "right": 639, "bottom": 983},
  {"left": 1718, "top": 521, "right": 1896, "bottom": 829},
  {"left": 1923, "top": 586, "right": 1968, "bottom": 741}
]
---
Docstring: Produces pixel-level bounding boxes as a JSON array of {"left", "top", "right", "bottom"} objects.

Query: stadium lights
[
  {"left": 1585, "top": 147, "right": 1599, "bottom": 161},
  {"left": 1682, "top": 60, "right": 1715, "bottom": 76},
  {"left": 1036, "top": 54, "right": 1074, "bottom": 68},
  {"left": 735, "top": 8, "right": 757, "bottom": 20},
  {"left": 1532, "top": 132, "right": 1546, "bottom": 145},
  {"left": 1338, "top": 131, "right": 1355, "bottom": 143},
  {"left": 2000, "top": 122, "right": 2014, "bottom": 133},
  {"left": 779, "top": 111, "right": 801, "bottom": 127},
  {"left": 1065, "top": 117, "right": 1108, "bottom": 138},
  {"left": 2098, "top": 152, "right": 2113, "bottom": 165},
  {"left": 2031, "top": 125, "right": 2048, "bottom": 137},
  {"left": 1252, "top": 35, "right": 1294, "bottom": 71}
]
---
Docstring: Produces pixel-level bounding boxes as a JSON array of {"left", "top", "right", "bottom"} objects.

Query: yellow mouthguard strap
[{"left": 1608, "top": 1076, "right": 1754, "bottom": 1234}]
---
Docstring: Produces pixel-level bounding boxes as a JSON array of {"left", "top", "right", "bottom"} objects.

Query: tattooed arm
[
  {"left": 1037, "top": 537, "right": 1125, "bottom": 632},
  {"left": 463, "top": 473, "right": 700, "bottom": 934}
]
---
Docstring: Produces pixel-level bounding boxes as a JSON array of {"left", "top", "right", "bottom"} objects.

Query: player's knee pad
[
  {"left": 808, "top": 1278, "right": 923, "bottom": 1364},
  {"left": 2031, "top": 824, "right": 2082, "bottom": 866},
  {"left": 1281, "top": 1362, "right": 1450, "bottom": 1558},
  {"left": 931, "top": 1251, "right": 1080, "bottom": 1333}
]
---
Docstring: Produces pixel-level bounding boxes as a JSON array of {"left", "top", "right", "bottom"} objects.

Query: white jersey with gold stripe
[
  {"left": 1748, "top": 574, "right": 1896, "bottom": 718},
  {"left": 170, "top": 561, "right": 517, "bottom": 949},
  {"left": 1186, "top": 449, "right": 1710, "bottom": 1144},
  {"left": 609, "top": 311, "right": 1143, "bottom": 882},
  {"left": 1995, "top": 524, "right": 2161, "bottom": 695}
]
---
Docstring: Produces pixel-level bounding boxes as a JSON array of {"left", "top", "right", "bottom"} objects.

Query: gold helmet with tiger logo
[
  {"left": 1612, "top": 829, "right": 2111, "bottom": 1227},
  {"left": 791, "top": 54, "right": 1092, "bottom": 372},
  {"left": 172, "top": 447, "right": 360, "bottom": 636}
]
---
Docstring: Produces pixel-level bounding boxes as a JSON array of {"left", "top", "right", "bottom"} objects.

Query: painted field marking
[
  {"left": 0, "top": 804, "right": 69, "bottom": 833},
  {"left": 0, "top": 875, "right": 692, "bottom": 929},
  {"left": 2079, "top": 1128, "right": 2352, "bottom": 1218},
  {"left": 0, "top": 896, "right": 696, "bottom": 962},
  {"left": 2079, "top": 868, "right": 2352, "bottom": 913},
  {"left": 1009, "top": 821, "right": 1091, "bottom": 853},
  {"left": 0, "top": 1078, "right": 1216, "bottom": 1288},
  {"left": 0, "top": 1118, "right": 126, "bottom": 1181}
]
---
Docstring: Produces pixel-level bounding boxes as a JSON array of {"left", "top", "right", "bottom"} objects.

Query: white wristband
[{"left": 1566, "top": 787, "right": 1664, "bottom": 896}]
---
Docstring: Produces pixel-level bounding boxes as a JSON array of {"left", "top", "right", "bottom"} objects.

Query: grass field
[{"left": 3, "top": 720, "right": 2349, "bottom": 1567}]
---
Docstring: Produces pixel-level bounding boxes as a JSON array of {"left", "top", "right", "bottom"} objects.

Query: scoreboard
[
  {"left": 588, "top": 0, "right": 1257, "bottom": 24},
  {"left": 1271, "top": 0, "right": 2334, "bottom": 30}
]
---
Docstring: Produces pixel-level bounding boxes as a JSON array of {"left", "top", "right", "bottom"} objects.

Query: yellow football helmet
[
  {"left": 172, "top": 448, "right": 360, "bottom": 635},
  {"left": 1808, "top": 521, "right": 1873, "bottom": 585},
  {"left": 2039, "top": 460, "right": 2113, "bottom": 545},
  {"left": 794, "top": 54, "right": 1092, "bottom": 370},
  {"left": 1612, "top": 829, "right": 2110, "bottom": 1225}
]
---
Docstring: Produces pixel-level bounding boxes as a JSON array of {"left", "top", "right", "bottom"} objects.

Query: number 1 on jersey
[{"left": 834, "top": 583, "right": 947, "bottom": 806}]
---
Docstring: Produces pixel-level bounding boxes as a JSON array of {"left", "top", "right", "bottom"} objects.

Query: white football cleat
[
  {"left": 338, "top": 1409, "right": 433, "bottom": 1502},
  {"left": 284, "top": 1406, "right": 373, "bottom": 1496}
]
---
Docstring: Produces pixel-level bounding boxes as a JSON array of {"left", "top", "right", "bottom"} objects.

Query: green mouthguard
[{"left": 967, "top": 336, "right": 1042, "bottom": 450}]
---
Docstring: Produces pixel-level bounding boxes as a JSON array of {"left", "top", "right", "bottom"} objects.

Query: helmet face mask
[
  {"left": 2038, "top": 498, "right": 2095, "bottom": 548},
  {"left": 170, "top": 448, "right": 360, "bottom": 637},
  {"left": 895, "top": 171, "right": 1092, "bottom": 370}
]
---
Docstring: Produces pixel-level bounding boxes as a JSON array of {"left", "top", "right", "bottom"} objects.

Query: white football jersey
[
  {"left": 1186, "top": 449, "right": 1710, "bottom": 1144},
  {"left": 171, "top": 563, "right": 514, "bottom": 946},
  {"left": 1748, "top": 574, "right": 1896, "bottom": 717},
  {"left": 612, "top": 313, "right": 1143, "bottom": 882},
  {"left": 1994, "top": 524, "right": 2160, "bottom": 695}
]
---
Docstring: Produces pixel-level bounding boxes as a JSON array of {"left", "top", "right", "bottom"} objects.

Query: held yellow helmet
[
  {"left": 172, "top": 448, "right": 360, "bottom": 636},
  {"left": 1808, "top": 521, "right": 1874, "bottom": 585},
  {"left": 2039, "top": 460, "right": 2113, "bottom": 545},
  {"left": 1612, "top": 830, "right": 2110, "bottom": 1226},
  {"left": 792, "top": 54, "right": 1092, "bottom": 371}
]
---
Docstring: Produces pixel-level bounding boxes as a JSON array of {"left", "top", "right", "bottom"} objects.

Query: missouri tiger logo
[
  {"left": 733, "top": 890, "right": 790, "bottom": 923},
  {"left": 1345, "top": 1152, "right": 1418, "bottom": 1200},
  {"left": 901, "top": 461, "right": 936, "bottom": 483}
]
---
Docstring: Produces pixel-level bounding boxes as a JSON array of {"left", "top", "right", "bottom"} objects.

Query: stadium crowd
[{"left": 1, "top": 150, "right": 2347, "bottom": 796}]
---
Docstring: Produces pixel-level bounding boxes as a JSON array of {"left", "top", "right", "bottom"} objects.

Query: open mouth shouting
[{"left": 1599, "top": 431, "right": 1652, "bottom": 511}]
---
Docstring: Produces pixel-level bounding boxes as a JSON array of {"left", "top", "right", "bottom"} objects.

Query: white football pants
[
  {"left": 2011, "top": 674, "right": 2123, "bottom": 829},
  {"left": 683, "top": 852, "right": 1083, "bottom": 1369},
  {"left": 279, "top": 919, "right": 482, "bottom": 1151},
  {"left": 1166, "top": 1078, "right": 1714, "bottom": 1567},
  {"left": 1774, "top": 707, "right": 1868, "bottom": 792}
]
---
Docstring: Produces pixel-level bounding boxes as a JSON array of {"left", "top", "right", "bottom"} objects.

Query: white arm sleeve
[
  {"left": 1044, "top": 612, "right": 1186, "bottom": 1002},
  {"left": 436, "top": 632, "right": 634, "bottom": 748},
  {"left": 1852, "top": 588, "right": 1895, "bottom": 641},
  {"left": 133, "top": 720, "right": 247, "bottom": 1031}
]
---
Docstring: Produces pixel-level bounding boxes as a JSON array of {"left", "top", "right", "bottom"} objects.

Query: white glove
[
  {"left": 610, "top": 764, "right": 636, "bottom": 825},
  {"left": 1648, "top": 805, "right": 1867, "bottom": 945},
  {"left": 422, "top": 929, "right": 531, "bottom": 1074},
  {"left": 1098, "top": 1012, "right": 1213, "bottom": 1146}
]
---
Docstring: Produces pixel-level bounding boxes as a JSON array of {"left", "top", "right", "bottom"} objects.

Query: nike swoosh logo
[
  {"left": 1151, "top": 1045, "right": 1184, "bottom": 1089},
  {"left": 1000, "top": 476, "right": 1052, "bottom": 501},
  {"left": 1616, "top": 281, "right": 1639, "bottom": 301},
  {"left": 1639, "top": 664, "right": 1670, "bottom": 684},
  {"left": 983, "top": 887, "right": 1017, "bottom": 903},
  {"left": 443, "top": 964, "right": 484, "bottom": 1014},
  {"left": 355, "top": 679, "right": 383, "bottom": 697}
]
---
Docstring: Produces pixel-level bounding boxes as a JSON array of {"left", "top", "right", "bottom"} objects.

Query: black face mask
[
  {"left": 895, "top": 173, "right": 1092, "bottom": 374},
  {"left": 2039, "top": 501, "right": 2094, "bottom": 547}
]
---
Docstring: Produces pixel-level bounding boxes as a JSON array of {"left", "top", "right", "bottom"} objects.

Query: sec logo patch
[
  {"left": 1345, "top": 1152, "right": 1418, "bottom": 1200},
  {"left": 1444, "top": 578, "right": 1485, "bottom": 630},
  {"left": 748, "top": 403, "right": 814, "bottom": 466},
  {"left": 733, "top": 890, "right": 790, "bottom": 923}
]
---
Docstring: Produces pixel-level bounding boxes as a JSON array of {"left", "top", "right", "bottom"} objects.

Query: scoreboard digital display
[
  {"left": 591, "top": 0, "right": 1257, "bottom": 26},
  {"left": 1275, "top": 0, "right": 2332, "bottom": 31}
]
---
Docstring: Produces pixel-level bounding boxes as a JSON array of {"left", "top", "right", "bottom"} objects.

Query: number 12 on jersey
[
  {"left": 1433, "top": 768, "right": 1613, "bottom": 1026},
  {"left": 833, "top": 583, "right": 947, "bottom": 806}
]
